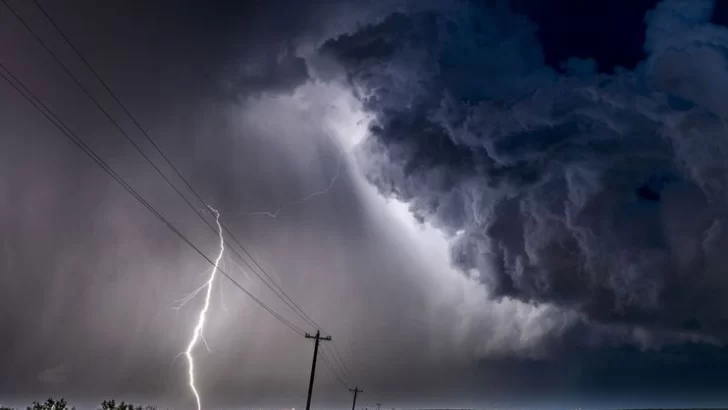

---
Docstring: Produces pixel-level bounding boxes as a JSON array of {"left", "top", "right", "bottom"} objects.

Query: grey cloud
[
  {"left": 315, "top": 0, "right": 728, "bottom": 343},
  {"left": 223, "top": 47, "right": 310, "bottom": 98}
]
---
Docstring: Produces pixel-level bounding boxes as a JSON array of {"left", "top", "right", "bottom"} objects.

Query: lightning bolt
[
  {"left": 184, "top": 205, "right": 225, "bottom": 410},
  {"left": 245, "top": 150, "right": 342, "bottom": 218}
]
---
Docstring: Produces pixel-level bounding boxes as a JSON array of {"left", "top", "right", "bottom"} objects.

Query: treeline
[{"left": 0, "top": 398, "right": 157, "bottom": 410}]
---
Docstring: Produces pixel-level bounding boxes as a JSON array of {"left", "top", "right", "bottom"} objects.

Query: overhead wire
[
  {"left": 319, "top": 347, "right": 350, "bottom": 390},
  {"left": 329, "top": 342, "right": 354, "bottom": 382},
  {"left": 7, "top": 0, "right": 361, "bottom": 390},
  {"left": 0, "top": 61, "right": 307, "bottom": 338},
  {"left": 5, "top": 0, "right": 324, "bottom": 335},
  {"left": 28, "top": 0, "right": 325, "bottom": 333}
]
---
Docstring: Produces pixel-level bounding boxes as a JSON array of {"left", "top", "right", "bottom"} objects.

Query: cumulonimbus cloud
[{"left": 312, "top": 0, "right": 728, "bottom": 345}]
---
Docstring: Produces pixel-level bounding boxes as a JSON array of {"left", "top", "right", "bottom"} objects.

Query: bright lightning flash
[{"left": 184, "top": 205, "right": 225, "bottom": 410}]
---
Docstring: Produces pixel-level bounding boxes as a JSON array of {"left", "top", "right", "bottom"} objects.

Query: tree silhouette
[
  {"left": 99, "top": 400, "right": 147, "bottom": 410},
  {"left": 0, "top": 399, "right": 155, "bottom": 410},
  {"left": 26, "top": 398, "right": 68, "bottom": 410}
]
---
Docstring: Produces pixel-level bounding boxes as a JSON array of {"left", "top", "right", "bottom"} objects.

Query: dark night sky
[{"left": 2, "top": 0, "right": 728, "bottom": 409}]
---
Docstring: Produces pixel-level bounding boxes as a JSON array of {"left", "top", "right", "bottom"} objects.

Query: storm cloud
[
  {"left": 6, "top": 0, "right": 728, "bottom": 407},
  {"left": 314, "top": 0, "right": 728, "bottom": 343}
]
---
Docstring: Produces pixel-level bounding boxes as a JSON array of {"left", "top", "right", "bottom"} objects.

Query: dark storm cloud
[
  {"left": 8, "top": 0, "right": 728, "bottom": 406},
  {"left": 315, "top": 0, "right": 728, "bottom": 343}
]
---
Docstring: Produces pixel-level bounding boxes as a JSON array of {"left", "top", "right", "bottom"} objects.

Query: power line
[
  {"left": 0, "top": 61, "right": 307, "bottom": 338},
  {"left": 19, "top": 0, "right": 326, "bottom": 335},
  {"left": 321, "top": 352, "right": 348, "bottom": 390},
  {"left": 29, "top": 0, "right": 324, "bottom": 332},
  {"left": 323, "top": 343, "right": 352, "bottom": 386},
  {"left": 330, "top": 341, "right": 353, "bottom": 382},
  {"left": 319, "top": 347, "right": 350, "bottom": 389},
  {"left": 7, "top": 0, "right": 364, "bottom": 392}
]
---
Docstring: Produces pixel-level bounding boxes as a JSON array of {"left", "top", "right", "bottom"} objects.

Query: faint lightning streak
[
  {"left": 170, "top": 275, "right": 210, "bottom": 310},
  {"left": 184, "top": 205, "right": 225, "bottom": 410},
  {"left": 244, "top": 150, "right": 342, "bottom": 218}
]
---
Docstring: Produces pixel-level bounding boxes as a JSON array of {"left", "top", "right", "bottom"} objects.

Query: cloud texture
[{"left": 315, "top": 0, "right": 728, "bottom": 344}]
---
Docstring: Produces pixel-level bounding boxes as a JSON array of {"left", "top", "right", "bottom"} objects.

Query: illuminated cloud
[{"left": 315, "top": 0, "right": 728, "bottom": 345}]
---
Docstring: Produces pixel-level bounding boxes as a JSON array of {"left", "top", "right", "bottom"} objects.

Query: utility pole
[
  {"left": 349, "top": 387, "right": 363, "bottom": 410},
  {"left": 305, "top": 330, "right": 331, "bottom": 410}
]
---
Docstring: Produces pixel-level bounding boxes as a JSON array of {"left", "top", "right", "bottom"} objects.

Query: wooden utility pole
[
  {"left": 305, "top": 331, "right": 331, "bottom": 410},
  {"left": 349, "top": 387, "right": 363, "bottom": 410}
]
